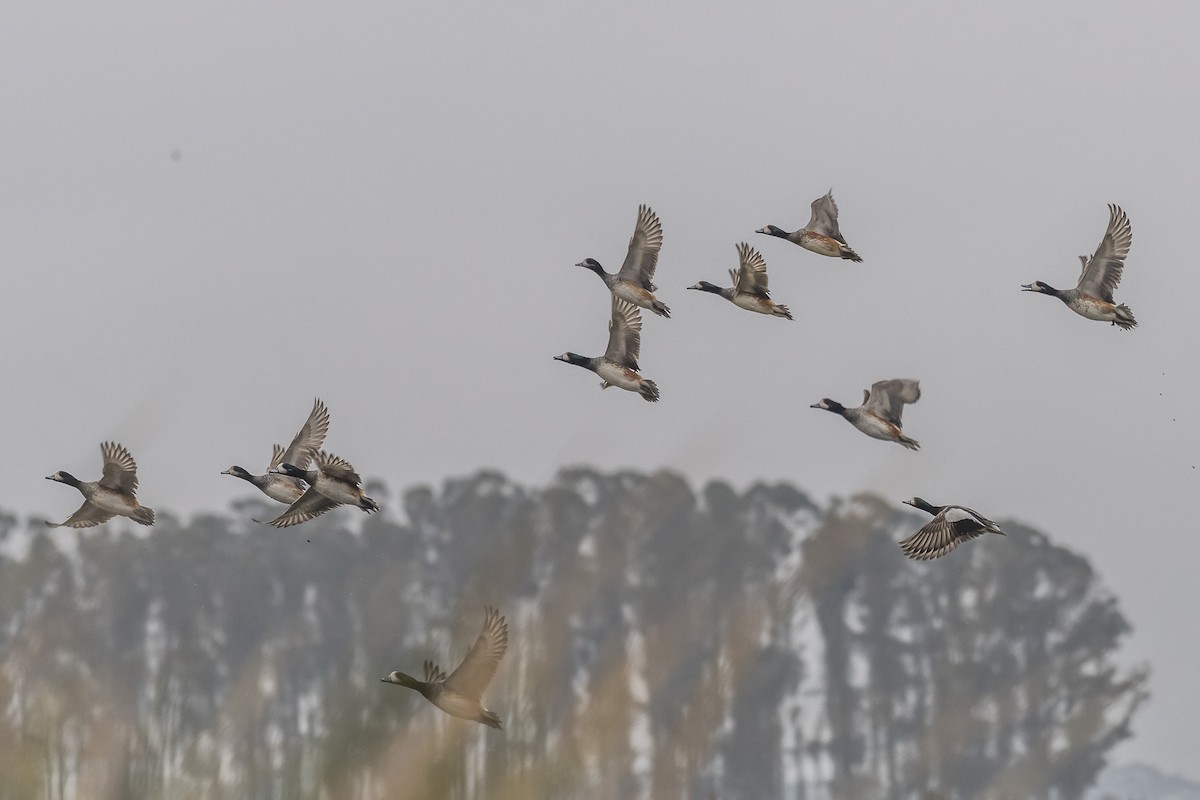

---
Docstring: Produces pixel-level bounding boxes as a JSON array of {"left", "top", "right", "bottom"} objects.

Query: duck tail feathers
[
  {"left": 651, "top": 299, "right": 671, "bottom": 318},
  {"left": 478, "top": 709, "right": 502, "bottom": 730},
  {"left": 774, "top": 304, "right": 793, "bottom": 320},
  {"left": 132, "top": 506, "right": 156, "bottom": 526},
  {"left": 359, "top": 496, "right": 381, "bottom": 514},
  {"left": 841, "top": 246, "right": 863, "bottom": 263},
  {"left": 897, "top": 435, "right": 920, "bottom": 451},
  {"left": 639, "top": 379, "right": 660, "bottom": 403},
  {"left": 1113, "top": 304, "right": 1136, "bottom": 330}
]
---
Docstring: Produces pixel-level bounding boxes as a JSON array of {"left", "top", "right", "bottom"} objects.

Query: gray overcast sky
[{"left": 3, "top": 0, "right": 1198, "bottom": 776}]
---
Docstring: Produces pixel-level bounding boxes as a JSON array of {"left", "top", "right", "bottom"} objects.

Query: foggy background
[{"left": 2, "top": 0, "right": 1197, "bottom": 778}]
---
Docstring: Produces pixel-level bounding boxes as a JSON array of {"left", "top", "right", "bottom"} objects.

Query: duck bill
[{"left": 1020, "top": 284, "right": 1035, "bottom": 291}]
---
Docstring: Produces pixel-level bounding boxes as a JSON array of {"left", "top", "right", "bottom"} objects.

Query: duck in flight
[
  {"left": 382, "top": 606, "right": 509, "bottom": 729},
  {"left": 757, "top": 189, "right": 862, "bottom": 262},
  {"left": 577, "top": 204, "right": 671, "bottom": 318},
  {"left": 1022, "top": 204, "right": 1136, "bottom": 330},
  {"left": 222, "top": 398, "right": 330, "bottom": 505},
  {"left": 811, "top": 379, "right": 921, "bottom": 450},
  {"left": 688, "top": 242, "right": 793, "bottom": 320},
  {"left": 555, "top": 297, "right": 660, "bottom": 402},
  {"left": 259, "top": 450, "right": 380, "bottom": 528},
  {"left": 46, "top": 441, "right": 155, "bottom": 528},
  {"left": 899, "top": 497, "right": 1005, "bottom": 560}
]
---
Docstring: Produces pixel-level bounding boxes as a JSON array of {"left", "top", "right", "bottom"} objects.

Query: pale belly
[
  {"left": 1069, "top": 296, "right": 1116, "bottom": 321},
  {"left": 732, "top": 294, "right": 772, "bottom": 315},
  {"left": 433, "top": 693, "right": 484, "bottom": 721},
  {"left": 852, "top": 414, "right": 900, "bottom": 441},
  {"left": 800, "top": 233, "right": 844, "bottom": 258},
  {"left": 595, "top": 361, "right": 643, "bottom": 392},
  {"left": 263, "top": 476, "right": 306, "bottom": 505},
  {"left": 312, "top": 476, "right": 360, "bottom": 505},
  {"left": 612, "top": 281, "right": 655, "bottom": 310},
  {"left": 90, "top": 488, "right": 140, "bottom": 516}
]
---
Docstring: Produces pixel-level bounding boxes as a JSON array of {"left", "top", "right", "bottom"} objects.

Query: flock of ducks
[
  {"left": 554, "top": 192, "right": 1140, "bottom": 565},
  {"left": 36, "top": 191, "right": 1140, "bottom": 728}
]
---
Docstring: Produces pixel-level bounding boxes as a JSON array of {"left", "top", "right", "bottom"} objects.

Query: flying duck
[
  {"left": 259, "top": 450, "right": 380, "bottom": 528},
  {"left": 46, "top": 441, "right": 155, "bottom": 528},
  {"left": 757, "top": 189, "right": 862, "bottom": 262},
  {"left": 577, "top": 204, "right": 671, "bottom": 318},
  {"left": 222, "top": 398, "right": 330, "bottom": 505},
  {"left": 688, "top": 242, "right": 793, "bottom": 320},
  {"left": 555, "top": 297, "right": 660, "bottom": 402},
  {"left": 811, "top": 379, "right": 921, "bottom": 450},
  {"left": 899, "top": 497, "right": 1005, "bottom": 560},
  {"left": 382, "top": 606, "right": 509, "bottom": 729},
  {"left": 1022, "top": 204, "right": 1136, "bottom": 330}
]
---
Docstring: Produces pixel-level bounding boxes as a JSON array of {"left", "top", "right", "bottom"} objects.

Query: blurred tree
[{"left": 0, "top": 471, "right": 1145, "bottom": 800}]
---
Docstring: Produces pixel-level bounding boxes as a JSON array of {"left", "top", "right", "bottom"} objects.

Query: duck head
[
  {"left": 381, "top": 670, "right": 423, "bottom": 690},
  {"left": 1021, "top": 281, "right": 1057, "bottom": 295},
  {"left": 575, "top": 258, "right": 605, "bottom": 275},
  {"left": 810, "top": 398, "right": 847, "bottom": 415},
  {"left": 45, "top": 471, "right": 81, "bottom": 487},
  {"left": 688, "top": 281, "right": 723, "bottom": 294},
  {"left": 756, "top": 224, "right": 787, "bottom": 238},
  {"left": 222, "top": 465, "right": 252, "bottom": 480},
  {"left": 554, "top": 352, "right": 589, "bottom": 368},
  {"left": 902, "top": 497, "right": 940, "bottom": 515},
  {"left": 272, "top": 463, "right": 311, "bottom": 482}
]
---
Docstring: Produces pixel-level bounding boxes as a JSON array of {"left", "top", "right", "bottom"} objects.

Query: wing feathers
[
  {"left": 98, "top": 442, "right": 139, "bottom": 494},
  {"left": 604, "top": 298, "right": 643, "bottom": 371},
  {"left": 273, "top": 398, "right": 331, "bottom": 471},
  {"left": 1077, "top": 204, "right": 1132, "bottom": 302},
  {"left": 444, "top": 607, "right": 509, "bottom": 699},
  {"left": 261, "top": 486, "right": 341, "bottom": 528},
  {"left": 616, "top": 205, "right": 663, "bottom": 290},
  {"left": 733, "top": 242, "right": 771, "bottom": 297}
]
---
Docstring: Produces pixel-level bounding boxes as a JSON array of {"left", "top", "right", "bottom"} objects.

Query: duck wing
[
  {"left": 1076, "top": 204, "right": 1132, "bottom": 302},
  {"left": 444, "top": 607, "right": 508, "bottom": 699},
  {"left": 271, "top": 398, "right": 331, "bottom": 471},
  {"left": 604, "top": 298, "right": 644, "bottom": 371},
  {"left": 423, "top": 659, "right": 449, "bottom": 685},
  {"left": 732, "top": 242, "right": 771, "bottom": 297},
  {"left": 863, "top": 379, "right": 921, "bottom": 425},
  {"left": 898, "top": 506, "right": 993, "bottom": 561},
  {"left": 616, "top": 205, "right": 663, "bottom": 291},
  {"left": 48, "top": 500, "right": 115, "bottom": 529},
  {"left": 260, "top": 486, "right": 340, "bottom": 528},
  {"left": 98, "top": 442, "right": 139, "bottom": 494},
  {"left": 315, "top": 451, "right": 363, "bottom": 485},
  {"left": 804, "top": 190, "right": 847, "bottom": 243}
]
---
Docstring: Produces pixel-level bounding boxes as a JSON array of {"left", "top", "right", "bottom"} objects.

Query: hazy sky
[{"left": 3, "top": 0, "right": 1198, "bottom": 776}]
